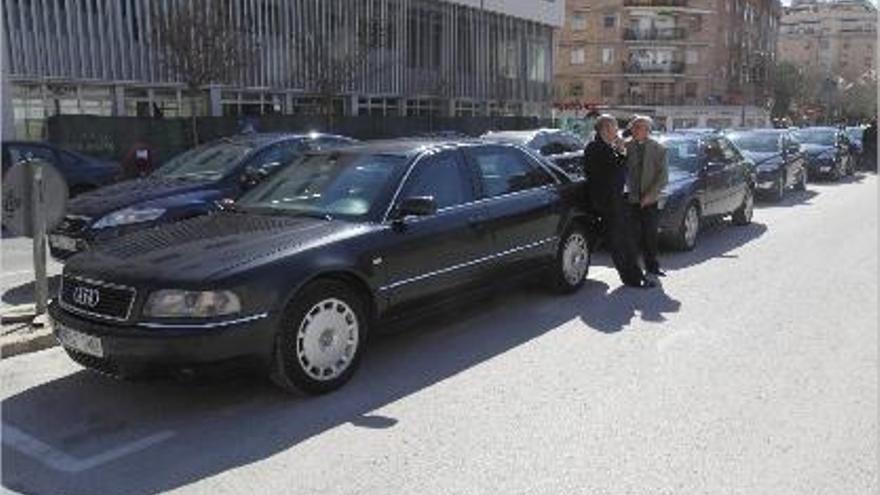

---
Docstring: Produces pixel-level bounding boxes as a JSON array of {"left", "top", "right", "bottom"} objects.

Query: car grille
[
  {"left": 55, "top": 215, "right": 92, "bottom": 234},
  {"left": 60, "top": 276, "right": 136, "bottom": 321}
]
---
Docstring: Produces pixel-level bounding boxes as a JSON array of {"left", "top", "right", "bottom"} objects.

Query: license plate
[
  {"left": 55, "top": 321, "right": 104, "bottom": 357},
  {"left": 49, "top": 235, "right": 78, "bottom": 252},
  {"left": 820, "top": 166, "right": 832, "bottom": 172}
]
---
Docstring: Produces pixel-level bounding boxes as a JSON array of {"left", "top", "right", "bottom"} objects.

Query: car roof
[
  {"left": 727, "top": 128, "right": 785, "bottom": 135},
  {"left": 797, "top": 126, "right": 838, "bottom": 132},
  {"left": 209, "top": 132, "right": 352, "bottom": 148},
  {"left": 312, "top": 138, "right": 485, "bottom": 158},
  {"left": 482, "top": 128, "right": 569, "bottom": 140}
]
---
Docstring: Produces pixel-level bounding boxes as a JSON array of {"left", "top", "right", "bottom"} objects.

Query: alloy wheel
[
  {"left": 562, "top": 233, "right": 589, "bottom": 285},
  {"left": 296, "top": 298, "right": 360, "bottom": 381}
]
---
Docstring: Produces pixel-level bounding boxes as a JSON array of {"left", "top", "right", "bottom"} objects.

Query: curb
[{"left": 1, "top": 322, "right": 58, "bottom": 359}]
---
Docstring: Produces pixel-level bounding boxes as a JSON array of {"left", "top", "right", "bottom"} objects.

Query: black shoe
[
  {"left": 625, "top": 278, "right": 656, "bottom": 289},
  {"left": 647, "top": 268, "right": 666, "bottom": 277}
]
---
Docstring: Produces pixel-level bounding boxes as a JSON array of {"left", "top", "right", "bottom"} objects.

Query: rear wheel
[
  {"left": 731, "top": 187, "right": 754, "bottom": 226},
  {"left": 270, "top": 280, "right": 367, "bottom": 395},
  {"left": 553, "top": 225, "right": 590, "bottom": 293}
]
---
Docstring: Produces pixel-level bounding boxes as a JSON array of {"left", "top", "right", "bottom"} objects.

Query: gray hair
[
  {"left": 594, "top": 114, "right": 618, "bottom": 133},
  {"left": 628, "top": 115, "right": 654, "bottom": 130}
]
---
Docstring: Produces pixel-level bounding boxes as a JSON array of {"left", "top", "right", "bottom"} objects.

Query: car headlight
[
  {"left": 144, "top": 290, "right": 242, "bottom": 318},
  {"left": 93, "top": 207, "right": 165, "bottom": 229}
]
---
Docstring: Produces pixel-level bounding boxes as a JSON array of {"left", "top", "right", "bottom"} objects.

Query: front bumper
[
  {"left": 755, "top": 169, "right": 782, "bottom": 191},
  {"left": 49, "top": 301, "right": 277, "bottom": 374},
  {"left": 804, "top": 159, "right": 837, "bottom": 178}
]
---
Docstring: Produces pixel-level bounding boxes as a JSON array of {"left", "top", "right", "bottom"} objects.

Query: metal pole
[{"left": 30, "top": 160, "right": 48, "bottom": 317}]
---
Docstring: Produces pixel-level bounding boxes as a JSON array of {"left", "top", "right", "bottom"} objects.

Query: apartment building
[
  {"left": 555, "top": 0, "right": 780, "bottom": 130},
  {"left": 1, "top": 0, "right": 563, "bottom": 140},
  {"left": 778, "top": 0, "right": 877, "bottom": 86}
]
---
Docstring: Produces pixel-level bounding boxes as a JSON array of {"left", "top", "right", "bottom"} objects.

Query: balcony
[
  {"left": 623, "top": 27, "right": 687, "bottom": 41},
  {"left": 623, "top": 0, "right": 689, "bottom": 7},
  {"left": 621, "top": 61, "right": 686, "bottom": 75}
]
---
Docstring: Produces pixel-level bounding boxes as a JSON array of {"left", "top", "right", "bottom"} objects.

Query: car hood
[
  {"left": 66, "top": 177, "right": 217, "bottom": 218},
  {"left": 65, "top": 212, "right": 371, "bottom": 284},
  {"left": 742, "top": 151, "right": 783, "bottom": 167},
  {"left": 800, "top": 143, "right": 834, "bottom": 158},
  {"left": 663, "top": 168, "right": 697, "bottom": 194}
]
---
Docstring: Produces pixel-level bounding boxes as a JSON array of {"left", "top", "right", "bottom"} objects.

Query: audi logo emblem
[{"left": 72, "top": 286, "right": 101, "bottom": 308}]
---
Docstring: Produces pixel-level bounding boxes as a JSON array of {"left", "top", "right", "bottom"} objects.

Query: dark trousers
[
  {"left": 598, "top": 197, "right": 644, "bottom": 286},
  {"left": 631, "top": 203, "right": 660, "bottom": 273}
]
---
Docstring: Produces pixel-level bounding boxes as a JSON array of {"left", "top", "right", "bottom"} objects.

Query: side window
[
  {"left": 57, "top": 151, "right": 81, "bottom": 172},
  {"left": 560, "top": 133, "right": 585, "bottom": 152},
  {"left": 539, "top": 137, "right": 568, "bottom": 156},
  {"left": 468, "top": 146, "right": 555, "bottom": 198},
  {"left": 250, "top": 141, "right": 304, "bottom": 173},
  {"left": 11, "top": 145, "right": 56, "bottom": 165},
  {"left": 315, "top": 137, "right": 355, "bottom": 150},
  {"left": 399, "top": 151, "right": 472, "bottom": 210},
  {"left": 704, "top": 138, "right": 725, "bottom": 162}
]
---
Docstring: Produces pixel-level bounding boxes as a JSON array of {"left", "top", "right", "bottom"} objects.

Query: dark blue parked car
[
  {"left": 726, "top": 129, "right": 807, "bottom": 201},
  {"left": 655, "top": 133, "right": 755, "bottom": 250},
  {"left": 2, "top": 141, "right": 120, "bottom": 197},
  {"left": 793, "top": 127, "right": 854, "bottom": 181},
  {"left": 49, "top": 133, "right": 357, "bottom": 260}
]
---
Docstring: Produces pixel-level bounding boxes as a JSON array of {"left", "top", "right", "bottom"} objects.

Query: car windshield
[
  {"left": 238, "top": 152, "right": 406, "bottom": 220},
  {"left": 727, "top": 133, "right": 779, "bottom": 153},
  {"left": 794, "top": 129, "right": 836, "bottom": 146},
  {"left": 153, "top": 141, "right": 254, "bottom": 180},
  {"left": 658, "top": 136, "right": 702, "bottom": 173}
]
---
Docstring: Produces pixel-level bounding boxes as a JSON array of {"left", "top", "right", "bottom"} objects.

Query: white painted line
[
  {"left": 0, "top": 270, "right": 34, "bottom": 278},
  {"left": 3, "top": 424, "right": 175, "bottom": 473}
]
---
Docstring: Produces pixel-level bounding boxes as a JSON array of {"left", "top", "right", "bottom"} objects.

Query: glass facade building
[{"left": 2, "top": 0, "right": 561, "bottom": 140}]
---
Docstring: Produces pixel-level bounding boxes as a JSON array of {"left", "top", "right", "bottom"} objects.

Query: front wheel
[
  {"left": 271, "top": 280, "right": 368, "bottom": 395},
  {"left": 731, "top": 187, "right": 754, "bottom": 226},
  {"left": 672, "top": 203, "right": 700, "bottom": 251},
  {"left": 553, "top": 225, "right": 590, "bottom": 293}
]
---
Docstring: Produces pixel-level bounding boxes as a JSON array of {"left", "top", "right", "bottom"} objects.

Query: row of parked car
[{"left": 22, "top": 124, "right": 868, "bottom": 395}]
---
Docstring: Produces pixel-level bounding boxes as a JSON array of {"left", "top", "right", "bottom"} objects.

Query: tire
[
  {"left": 770, "top": 174, "right": 785, "bottom": 202},
  {"left": 672, "top": 202, "right": 700, "bottom": 251},
  {"left": 270, "top": 279, "right": 368, "bottom": 395},
  {"left": 553, "top": 224, "right": 590, "bottom": 293},
  {"left": 794, "top": 169, "right": 807, "bottom": 191},
  {"left": 731, "top": 187, "right": 754, "bottom": 226}
]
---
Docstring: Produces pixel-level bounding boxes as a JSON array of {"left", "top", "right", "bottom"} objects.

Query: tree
[
  {"left": 294, "top": 18, "right": 393, "bottom": 127},
  {"left": 840, "top": 77, "right": 878, "bottom": 122},
  {"left": 152, "top": 0, "right": 255, "bottom": 145}
]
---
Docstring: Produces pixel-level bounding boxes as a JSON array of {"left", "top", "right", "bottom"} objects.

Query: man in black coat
[
  {"left": 584, "top": 115, "right": 654, "bottom": 289},
  {"left": 863, "top": 118, "right": 877, "bottom": 171}
]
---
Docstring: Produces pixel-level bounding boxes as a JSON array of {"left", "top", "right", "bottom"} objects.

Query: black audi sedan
[
  {"left": 793, "top": 127, "right": 854, "bottom": 181},
  {"left": 49, "top": 139, "right": 593, "bottom": 394},
  {"left": 655, "top": 133, "right": 755, "bottom": 250},
  {"left": 481, "top": 129, "right": 585, "bottom": 178},
  {"left": 48, "top": 132, "right": 357, "bottom": 261},
  {"left": 726, "top": 129, "right": 807, "bottom": 201}
]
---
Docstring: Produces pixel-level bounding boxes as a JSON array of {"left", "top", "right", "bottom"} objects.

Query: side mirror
[{"left": 393, "top": 196, "right": 437, "bottom": 220}]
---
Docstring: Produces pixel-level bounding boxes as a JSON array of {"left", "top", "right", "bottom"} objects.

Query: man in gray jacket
[{"left": 625, "top": 115, "right": 668, "bottom": 277}]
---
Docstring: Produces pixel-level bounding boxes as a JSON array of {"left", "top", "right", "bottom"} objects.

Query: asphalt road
[{"left": 1, "top": 175, "right": 876, "bottom": 495}]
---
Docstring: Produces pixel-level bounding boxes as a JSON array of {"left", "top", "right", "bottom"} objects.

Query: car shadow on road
[
  {"left": 756, "top": 189, "right": 819, "bottom": 209},
  {"left": 662, "top": 221, "right": 768, "bottom": 271},
  {"left": 1, "top": 275, "right": 60, "bottom": 307},
  {"left": 1, "top": 277, "right": 683, "bottom": 495}
]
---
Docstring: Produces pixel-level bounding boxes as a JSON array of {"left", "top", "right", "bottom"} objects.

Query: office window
[
  {"left": 569, "top": 82, "right": 584, "bottom": 97},
  {"left": 570, "top": 48, "right": 585, "bottom": 65},
  {"left": 602, "top": 48, "right": 615, "bottom": 65},
  {"left": 685, "top": 82, "right": 698, "bottom": 98},
  {"left": 820, "top": 39, "right": 829, "bottom": 49},
  {"left": 600, "top": 81, "right": 614, "bottom": 97},
  {"left": 686, "top": 50, "right": 699, "bottom": 64},
  {"left": 604, "top": 15, "right": 617, "bottom": 28},
  {"left": 572, "top": 14, "right": 586, "bottom": 30}
]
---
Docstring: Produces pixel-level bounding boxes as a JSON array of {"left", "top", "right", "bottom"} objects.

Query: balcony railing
[
  {"left": 623, "top": 0, "right": 689, "bottom": 7},
  {"left": 623, "top": 27, "right": 687, "bottom": 41},
  {"left": 621, "top": 61, "right": 686, "bottom": 75}
]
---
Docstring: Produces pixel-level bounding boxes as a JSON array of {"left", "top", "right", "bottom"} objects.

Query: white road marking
[
  {"left": 3, "top": 424, "right": 174, "bottom": 473},
  {"left": 0, "top": 270, "right": 35, "bottom": 278}
]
